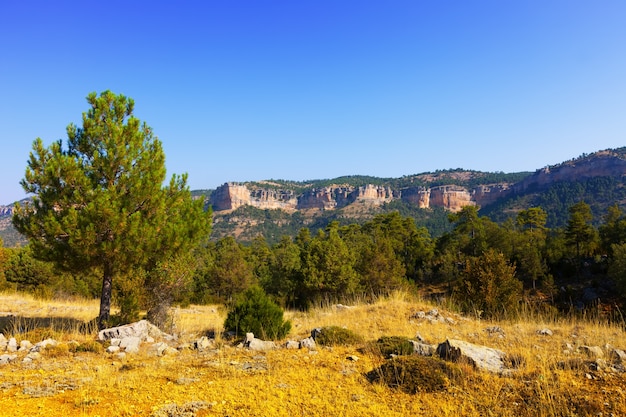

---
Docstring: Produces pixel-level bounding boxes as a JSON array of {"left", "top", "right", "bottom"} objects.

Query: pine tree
[{"left": 13, "top": 91, "right": 211, "bottom": 329}]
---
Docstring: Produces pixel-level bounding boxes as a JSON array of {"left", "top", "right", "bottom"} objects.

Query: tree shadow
[{"left": 0, "top": 315, "right": 98, "bottom": 336}]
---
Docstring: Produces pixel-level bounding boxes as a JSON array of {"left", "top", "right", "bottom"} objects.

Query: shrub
[
  {"left": 70, "top": 340, "right": 104, "bottom": 354},
  {"left": 371, "top": 336, "right": 414, "bottom": 358},
  {"left": 224, "top": 286, "right": 291, "bottom": 340},
  {"left": 366, "top": 356, "right": 462, "bottom": 393},
  {"left": 313, "top": 326, "right": 363, "bottom": 346}
]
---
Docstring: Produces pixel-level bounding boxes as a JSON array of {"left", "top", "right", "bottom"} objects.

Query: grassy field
[{"left": 0, "top": 291, "right": 625, "bottom": 416}]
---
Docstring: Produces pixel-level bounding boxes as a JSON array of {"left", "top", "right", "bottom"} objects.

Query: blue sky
[{"left": 1, "top": 1, "right": 625, "bottom": 205}]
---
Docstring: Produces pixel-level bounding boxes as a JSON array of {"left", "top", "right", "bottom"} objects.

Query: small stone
[
  {"left": 285, "top": 341, "right": 300, "bottom": 349},
  {"left": 536, "top": 328, "right": 553, "bottom": 336},
  {"left": 19, "top": 340, "right": 33, "bottom": 351},
  {"left": 580, "top": 345, "right": 604, "bottom": 359},
  {"left": 299, "top": 337, "right": 316, "bottom": 350},
  {"left": 120, "top": 336, "right": 141, "bottom": 354},
  {"left": 7, "top": 338, "right": 18, "bottom": 352},
  {"left": 346, "top": 355, "right": 359, "bottom": 361},
  {"left": 610, "top": 349, "right": 626, "bottom": 363},
  {"left": 106, "top": 346, "right": 121, "bottom": 353}
]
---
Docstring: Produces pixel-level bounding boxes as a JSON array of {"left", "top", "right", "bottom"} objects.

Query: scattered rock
[
  {"left": 119, "top": 336, "right": 141, "bottom": 354},
  {"left": 346, "top": 355, "right": 359, "bottom": 361},
  {"left": 485, "top": 326, "right": 505, "bottom": 336},
  {"left": 536, "top": 328, "right": 553, "bottom": 336},
  {"left": 194, "top": 336, "right": 214, "bottom": 351},
  {"left": 579, "top": 345, "right": 604, "bottom": 359},
  {"left": 98, "top": 320, "right": 173, "bottom": 342},
  {"left": 610, "top": 348, "right": 626, "bottom": 364},
  {"left": 334, "top": 304, "right": 353, "bottom": 311},
  {"left": 299, "top": 337, "right": 316, "bottom": 350},
  {"left": 7, "top": 338, "right": 17, "bottom": 352},
  {"left": 244, "top": 333, "right": 276, "bottom": 351},
  {"left": 285, "top": 341, "right": 300, "bottom": 349},
  {"left": 0, "top": 354, "right": 17, "bottom": 365},
  {"left": 106, "top": 346, "right": 121, "bottom": 353},
  {"left": 19, "top": 340, "right": 32, "bottom": 351},
  {"left": 0, "top": 333, "right": 6, "bottom": 351},
  {"left": 411, "top": 341, "right": 436, "bottom": 356},
  {"left": 436, "top": 339, "right": 513, "bottom": 374}
]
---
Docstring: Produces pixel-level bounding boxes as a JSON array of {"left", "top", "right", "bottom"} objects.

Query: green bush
[
  {"left": 371, "top": 336, "right": 414, "bottom": 358},
  {"left": 224, "top": 286, "right": 291, "bottom": 340},
  {"left": 313, "top": 326, "right": 363, "bottom": 346},
  {"left": 366, "top": 355, "right": 462, "bottom": 394}
]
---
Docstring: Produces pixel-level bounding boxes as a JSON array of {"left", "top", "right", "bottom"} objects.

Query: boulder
[
  {"left": 7, "top": 338, "right": 17, "bottom": 352},
  {"left": 436, "top": 339, "right": 512, "bottom": 374},
  {"left": 610, "top": 348, "right": 626, "bottom": 364},
  {"left": 536, "top": 328, "right": 553, "bottom": 336},
  {"left": 285, "top": 341, "right": 300, "bottom": 350},
  {"left": 411, "top": 341, "right": 436, "bottom": 356},
  {"left": 579, "top": 345, "right": 604, "bottom": 359},
  {"left": 299, "top": 337, "right": 316, "bottom": 350},
  {"left": 119, "top": 336, "right": 141, "bottom": 354},
  {"left": 98, "top": 320, "right": 173, "bottom": 342},
  {"left": 244, "top": 333, "right": 276, "bottom": 351},
  {"left": 194, "top": 336, "right": 214, "bottom": 351},
  {"left": 0, "top": 354, "right": 17, "bottom": 365}
]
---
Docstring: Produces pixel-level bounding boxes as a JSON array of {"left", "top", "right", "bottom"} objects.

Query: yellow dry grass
[{"left": 0, "top": 290, "right": 625, "bottom": 416}]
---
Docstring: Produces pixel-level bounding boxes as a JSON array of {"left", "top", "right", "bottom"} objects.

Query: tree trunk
[{"left": 98, "top": 263, "right": 114, "bottom": 330}]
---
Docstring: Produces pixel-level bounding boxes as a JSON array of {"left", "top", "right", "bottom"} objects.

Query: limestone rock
[
  {"left": 7, "top": 338, "right": 17, "bottom": 352},
  {"left": 411, "top": 341, "right": 436, "bottom": 356},
  {"left": 285, "top": 341, "right": 300, "bottom": 349},
  {"left": 194, "top": 336, "right": 214, "bottom": 351},
  {"left": 536, "top": 328, "right": 553, "bottom": 336},
  {"left": 106, "top": 346, "right": 121, "bottom": 353},
  {"left": 119, "top": 336, "right": 141, "bottom": 354},
  {"left": 98, "top": 320, "right": 173, "bottom": 342},
  {"left": 610, "top": 348, "right": 626, "bottom": 364},
  {"left": 299, "top": 337, "right": 316, "bottom": 350},
  {"left": 244, "top": 333, "right": 276, "bottom": 351},
  {"left": 436, "top": 339, "right": 512, "bottom": 374},
  {"left": 19, "top": 340, "right": 33, "bottom": 351},
  {"left": 0, "top": 354, "right": 17, "bottom": 365},
  {"left": 580, "top": 345, "right": 604, "bottom": 359}
]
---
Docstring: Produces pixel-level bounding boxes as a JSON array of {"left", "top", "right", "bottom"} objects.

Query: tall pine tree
[{"left": 13, "top": 91, "right": 211, "bottom": 329}]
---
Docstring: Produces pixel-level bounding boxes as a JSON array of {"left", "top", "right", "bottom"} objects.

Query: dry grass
[{"left": 0, "top": 290, "right": 625, "bottom": 416}]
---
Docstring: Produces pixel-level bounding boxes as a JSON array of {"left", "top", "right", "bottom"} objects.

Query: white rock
[
  {"left": 119, "top": 336, "right": 141, "bottom": 354},
  {"left": 106, "top": 346, "right": 121, "bottom": 353},
  {"left": 299, "top": 337, "right": 316, "bottom": 350},
  {"left": 7, "top": 338, "right": 18, "bottom": 352},
  {"left": 437, "top": 339, "right": 512, "bottom": 374},
  {"left": 19, "top": 340, "right": 33, "bottom": 351}
]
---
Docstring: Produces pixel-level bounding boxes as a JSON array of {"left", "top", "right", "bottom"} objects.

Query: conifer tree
[{"left": 13, "top": 91, "right": 211, "bottom": 329}]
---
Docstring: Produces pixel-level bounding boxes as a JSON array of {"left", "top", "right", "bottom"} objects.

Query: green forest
[{"left": 4, "top": 201, "right": 626, "bottom": 322}]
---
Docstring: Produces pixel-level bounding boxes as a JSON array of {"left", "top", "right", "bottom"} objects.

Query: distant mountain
[{"left": 2, "top": 148, "right": 626, "bottom": 246}]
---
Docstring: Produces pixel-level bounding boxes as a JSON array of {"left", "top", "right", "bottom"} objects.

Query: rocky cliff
[
  {"left": 209, "top": 182, "right": 502, "bottom": 213},
  {"left": 208, "top": 149, "right": 626, "bottom": 215},
  {"left": 513, "top": 150, "right": 626, "bottom": 193}
]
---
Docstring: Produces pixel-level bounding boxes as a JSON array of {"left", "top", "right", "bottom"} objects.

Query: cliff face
[
  {"left": 206, "top": 149, "right": 626, "bottom": 215},
  {"left": 514, "top": 152, "right": 626, "bottom": 193},
  {"left": 211, "top": 183, "right": 298, "bottom": 211},
  {"left": 209, "top": 183, "right": 493, "bottom": 212}
]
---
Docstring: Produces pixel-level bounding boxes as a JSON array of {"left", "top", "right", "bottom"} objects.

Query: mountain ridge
[{"left": 2, "top": 147, "right": 626, "bottom": 246}]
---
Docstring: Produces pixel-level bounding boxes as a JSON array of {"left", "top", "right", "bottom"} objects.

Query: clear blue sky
[{"left": 2, "top": 1, "right": 625, "bottom": 205}]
